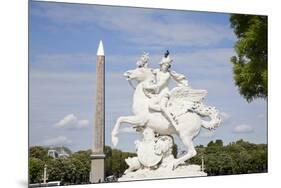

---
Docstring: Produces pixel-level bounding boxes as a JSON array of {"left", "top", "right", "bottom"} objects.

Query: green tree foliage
[
  {"left": 29, "top": 146, "right": 90, "bottom": 185},
  {"left": 172, "top": 143, "right": 178, "bottom": 158},
  {"left": 30, "top": 146, "right": 49, "bottom": 161},
  {"left": 190, "top": 139, "right": 267, "bottom": 175},
  {"left": 29, "top": 157, "right": 44, "bottom": 183},
  {"left": 29, "top": 142, "right": 267, "bottom": 184},
  {"left": 104, "top": 146, "right": 113, "bottom": 177},
  {"left": 68, "top": 150, "right": 91, "bottom": 184},
  {"left": 230, "top": 14, "right": 267, "bottom": 102},
  {"left": 105, "top": 147, "right": 136, "bottom": 177},
  {"left": 47, "top": 158, "right": 64, "bottom": 182},
  {"left": 48, "top": 151, "right": 91, "bottom": 185}
]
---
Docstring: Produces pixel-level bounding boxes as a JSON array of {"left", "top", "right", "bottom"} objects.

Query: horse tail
[{"left": 193, "top": 104, "right": 221, "bottom": 130}]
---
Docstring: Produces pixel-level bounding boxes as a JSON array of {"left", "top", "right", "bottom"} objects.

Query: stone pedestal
[
  {"left": 118, "top": 164, "right": 207, "bottom": 181},
  {"left": 118, "top": 128, "right": 207, "bottom": 182},
  {"left": 90, "top": 154, "right": 106, "bottom": 183}
]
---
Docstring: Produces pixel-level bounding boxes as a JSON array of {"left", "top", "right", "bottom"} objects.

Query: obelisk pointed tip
[{"left": 97, "top": 40, "right": 104, "bottom": 56}]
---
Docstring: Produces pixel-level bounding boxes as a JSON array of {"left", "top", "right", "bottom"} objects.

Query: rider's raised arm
[{"left": 170, "top": 71, "right": 189, "bottom": 87}]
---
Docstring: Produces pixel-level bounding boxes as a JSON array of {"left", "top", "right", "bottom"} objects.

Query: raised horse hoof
[{"left": 112, "top": 135, "right": 119, "bottom": 146}]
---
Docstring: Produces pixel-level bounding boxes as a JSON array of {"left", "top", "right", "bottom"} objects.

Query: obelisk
[{"left": 90, "top": 40, "right": 105, "bottom": 183}]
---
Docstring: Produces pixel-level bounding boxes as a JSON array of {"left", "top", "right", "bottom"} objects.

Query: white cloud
[
  {"left": 54, "top": 113, "right": 77, "bottom": 128},
  {"left": 233, "top": 124, "right": 254, "bottom": 133},
  {"left": 31, "top": 4, "right": 235, "bottom": 47},
  {"left": 54, "top": 114, "right": 89, "bottom": 129},
  {"left": 43, "top": 136, "right": 72, "bottom": 146}
]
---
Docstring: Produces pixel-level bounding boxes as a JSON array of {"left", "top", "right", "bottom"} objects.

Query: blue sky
[{"left": 29, "top": 1, "right": 267, "bottom": 152}]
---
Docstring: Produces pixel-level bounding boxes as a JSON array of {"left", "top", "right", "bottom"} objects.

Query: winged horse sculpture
[{"left": 111, "top": 53, "right": 221, "bottom": 169}]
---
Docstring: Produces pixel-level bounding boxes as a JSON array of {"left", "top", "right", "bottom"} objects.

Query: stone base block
[{"left": 118, "top": 164, "right": 207, "bottom": 182}]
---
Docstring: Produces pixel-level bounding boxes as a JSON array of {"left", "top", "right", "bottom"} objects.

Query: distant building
[
  {"left": 47, "top": 149, "right": 59, "bottom": 159},
  {"left": 47, "top": 147, "right": 70, "bottom": 159},
  {"left": 58, "top": 148, "right": 70, "bottom": 159}
]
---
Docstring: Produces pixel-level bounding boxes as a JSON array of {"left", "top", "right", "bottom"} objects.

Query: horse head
[{"left": 123, "top": 67, "right": 153, "bottom": 83}]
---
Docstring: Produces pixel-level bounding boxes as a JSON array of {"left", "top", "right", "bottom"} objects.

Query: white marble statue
[{"left": 112, "top": 51, "right": 221, "bottom": 180}]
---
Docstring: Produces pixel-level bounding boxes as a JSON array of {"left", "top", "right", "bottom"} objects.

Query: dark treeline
[
  {"left": 29, "top": 139, "right": 267, "bottom": 185},
  {"left": 29, "top": 147, "right": 92, "bottom": 185},
  {"left": 104, "top": 146, "right": 136, "bottom": 178},
  {"left": 29, "top": 146, "right": 135, "bottom": 184},
  {"left": 189, "top": 139, "right": 267, "bottom": 175}
]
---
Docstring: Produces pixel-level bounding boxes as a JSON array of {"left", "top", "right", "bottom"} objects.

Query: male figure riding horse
[{"left": 142, "top": 50, "right": 188, "bottom": 131}]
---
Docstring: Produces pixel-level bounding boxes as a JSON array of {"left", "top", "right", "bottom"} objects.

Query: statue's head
[
  {"left": 136, "top": 52, "right": 149, "bottom": 68},
  {"left": 159, "top": 50, "right": 173, "bottom": 72},
  {"left": 123, "top": 67, "right": 153, "bottom": 82}
]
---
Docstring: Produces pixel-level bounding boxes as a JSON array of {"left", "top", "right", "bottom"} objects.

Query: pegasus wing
[{"left": 168, "top": 87, "right": 207, "bottom": 113}]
